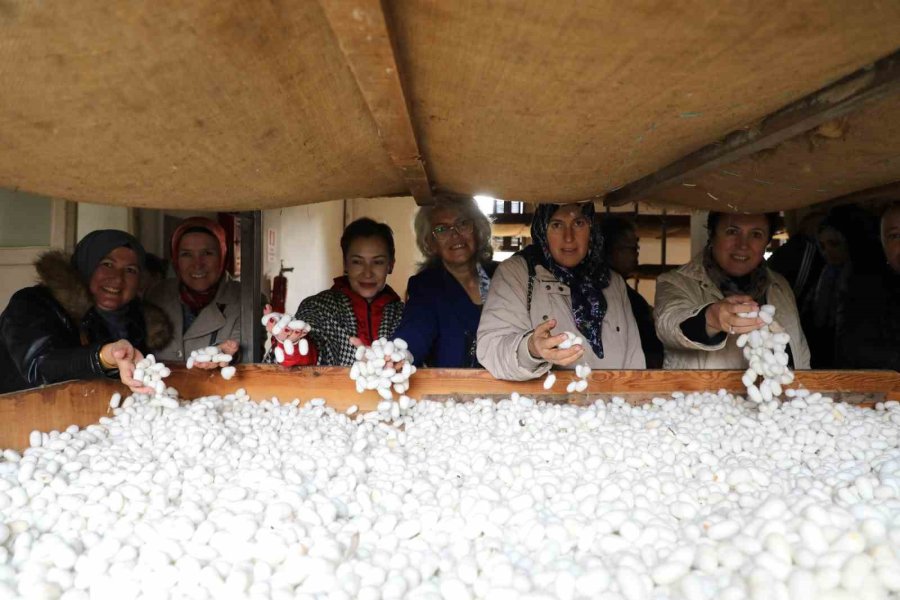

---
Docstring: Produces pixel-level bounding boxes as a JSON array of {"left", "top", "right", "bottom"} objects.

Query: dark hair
[
  {"left": 340, "top": 218, "right": 396, "bottom": 262},
  {"left": 706, "top": 211, "right": 780, "bottom": 242},
  {"left": 144, "top": 253, "right": 168, "bottom": 278},
  {"left": 819, "top": 204, "right": 883, "bottom": 273},
  {"left": 599, "top": 215, "right": 637, "bottom": 254}
]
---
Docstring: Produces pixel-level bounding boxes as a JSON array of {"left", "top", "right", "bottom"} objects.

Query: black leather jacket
[
  {"left": 0, "top": 286, "right": 151, "bottom": 394},
  {"left": 0, "top": 250, "right": 171, "bottom": 394}
]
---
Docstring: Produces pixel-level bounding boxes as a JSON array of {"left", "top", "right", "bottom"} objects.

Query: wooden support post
[
  {"left": 319, "top": 0, "right": 433, "bottom": 205},
  {"left": 604, "top": 50, "right": 900, "bottom": 207},
  {"left": 240, "top": 211, "right": 263, "bottom": 363}
]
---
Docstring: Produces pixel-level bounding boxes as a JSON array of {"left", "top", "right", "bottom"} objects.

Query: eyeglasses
[{"left": 432, "top": 218, "right": 474, "bottom": 240}]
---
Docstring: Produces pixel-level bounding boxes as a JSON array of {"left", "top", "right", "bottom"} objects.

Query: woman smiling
[
  {"left": 265, "top": 218, "right": 403, "bottom": 366},
  {"left": 0, "top": 230, "right": 171, "bottom": 393},
  {"left": 654, "top": 211, "right": 810, "bottom": 369},
  {"left": 393, "top": 194, "right": 497, "bottom": 367},
  {"left": 145, "top": 217, "right": 242, "bottom": 366}
]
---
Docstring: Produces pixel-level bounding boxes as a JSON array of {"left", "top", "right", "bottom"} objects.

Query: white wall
[
  {"left": 77, "top": 203, "right": 131, "bottom": 239},
  {"left": 268, "top": 200, "right": 346, "bottom": 313}
]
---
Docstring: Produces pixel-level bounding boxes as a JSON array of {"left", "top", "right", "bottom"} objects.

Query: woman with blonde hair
[{"left": 394, "top": 194, "right": 497, "bottom": 367}]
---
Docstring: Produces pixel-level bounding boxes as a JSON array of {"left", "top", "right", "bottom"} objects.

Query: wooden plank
[
  {"left": 604, "top": 49, "right": 900, "bottom": 208},
  {"left": 318, "top": 0, "right": 433, "bottom": 205},
  {"left": 3, "top": 368, "right": 898, "bottom": 451}
]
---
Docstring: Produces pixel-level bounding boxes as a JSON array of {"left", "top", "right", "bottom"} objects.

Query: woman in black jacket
[{"left": 0, "top": 230, "right": 171, "bottom": 394}]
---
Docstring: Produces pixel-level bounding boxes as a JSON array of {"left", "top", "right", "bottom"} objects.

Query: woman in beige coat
[
  {"left": 654, "top": 212, "right": 810, "bottom": 370},
  {"left": 145, "top": 217, "right": 242, "bottom": 365},
  {"left": 477, "top": 202, "right": 645, "bottom": 381}
]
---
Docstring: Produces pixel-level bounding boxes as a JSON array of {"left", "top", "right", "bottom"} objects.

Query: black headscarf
[
  {"left": 72, "top": 229, "right": 146, "bottom": 283},
  {"left": 71, "top": 230, "right": 146, "bottom": 340},
  {"left": 519, "top": 202, "right": 611, "bottom": 358}
]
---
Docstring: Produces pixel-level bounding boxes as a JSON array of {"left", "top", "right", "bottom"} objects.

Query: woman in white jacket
[
  {"left": 477, "top": 202, "right": 645, "bottom": 381},
  {"left": 654, "top": 212, "right": 810, "bottom": 370}
]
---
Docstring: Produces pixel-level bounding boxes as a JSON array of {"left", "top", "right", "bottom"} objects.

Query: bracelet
[{"left": 98, "top": 348, "right": 116, "bottom": 370}]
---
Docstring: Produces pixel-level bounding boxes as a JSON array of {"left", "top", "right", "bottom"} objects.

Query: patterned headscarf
[{"left": 520, "top": 202, "right": 611, "bottom": 358}]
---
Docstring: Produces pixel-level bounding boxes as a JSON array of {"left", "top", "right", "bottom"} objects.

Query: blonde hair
[{"left": 414, "top": 194, "right": 494, "bottom": 270}]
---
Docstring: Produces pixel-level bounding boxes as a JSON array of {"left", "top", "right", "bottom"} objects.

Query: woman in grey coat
[
  {"left": 654, "top": 212, "right": 810, "bottom": 370},
  {"left": 477, "top": 202, "right": 645, "bottom": 381}
]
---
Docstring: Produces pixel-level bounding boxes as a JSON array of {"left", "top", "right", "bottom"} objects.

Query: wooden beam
[
  {"left": 813, "top": 180, "right": 900, "bottom": 212},
  {"left": 604, "top": 49, "right": 900, "bottom": 207},
  {"left": 319, "top": 0, "right": 433, "bottom": 205},
  {"left": 3, "top": 367, "right": 898, "bottom": 451}
]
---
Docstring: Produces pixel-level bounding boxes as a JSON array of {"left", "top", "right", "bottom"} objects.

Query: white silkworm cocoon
[
  {"left": 345, "top": 405, "right": 358, "bottom": 415},
  {"left": 274, "top": 347, "right": 285, "bottom": 364},
  {"left": 109, "top": 393, "right": 122, "bottom": 409},
  {"left": 566, "top": 381, "right": 577, "bottom": 393},
  {"left": 194, "top": 353, "right": 212, "bottom": 363},
  {"left": 272, "top": 315, "right": 291, "bottom": 335},
  {"left": 213, "top": 353, "right": 232, "bottom": 363},
  {"left": 261, "top": 312, "right": 281, "bottom": 327},
  {"left": 299, "top": 339, "right": 309, "bottom": 356},
  {"left": 543, "top": 372, "right": 557, "bottom": 390},
  {"left": 574, "top": 379, "right": 589, "bottom": 393},
  {"left": 283, "top": 339, "right": 294, "bottom": 355},
  {"left": 220, "top": 366, "right": 236, "bottom": 380}
]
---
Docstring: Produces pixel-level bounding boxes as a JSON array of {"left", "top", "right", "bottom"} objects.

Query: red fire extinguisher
[{"left": 270, "top": 261, "right": 293, "bottom": 314}]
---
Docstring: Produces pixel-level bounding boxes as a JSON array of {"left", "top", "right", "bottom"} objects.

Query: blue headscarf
[{"left": 520, "top": 202, "right": 611, "bottom": 358}]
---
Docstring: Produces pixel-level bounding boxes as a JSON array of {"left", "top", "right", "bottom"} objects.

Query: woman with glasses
[
  {"left": 477, "top": 203, "right": 645, "bottom": 381},
  {"left": 393, "top": 194, "right": 497, "bottom": 367}
]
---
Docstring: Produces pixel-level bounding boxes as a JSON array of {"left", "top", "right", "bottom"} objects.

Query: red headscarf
[{"left": 171, "top": 217, "right": 228, "bottom": 314}]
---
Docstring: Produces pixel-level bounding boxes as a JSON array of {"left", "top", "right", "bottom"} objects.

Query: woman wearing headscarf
[
  {"left": 0, "top": 230, "right": 172, "bottom": 394},
  {"left": 477, "top": 202, "right": 645, "bottom": 381},
  {"left": 393, "top": 194, "right": 498, "bottom": 367},
  {"left": 654, "top": 212, "right": 810, "bottom": 369},
  {"left": 145, "top": 217, "right": 241, "bottom": 366}
]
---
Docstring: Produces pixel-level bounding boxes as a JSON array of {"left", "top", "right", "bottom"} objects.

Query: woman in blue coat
[{"left": 394, "top": 195, "right": 497, "bottom": 367}]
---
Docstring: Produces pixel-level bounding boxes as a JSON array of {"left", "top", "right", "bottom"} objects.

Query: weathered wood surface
[{"left": 1, "top": 368, "right": 898, "bottom": 451}]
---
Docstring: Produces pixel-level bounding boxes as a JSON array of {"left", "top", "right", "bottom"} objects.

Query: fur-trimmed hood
[{"left": 34, "top": 250, "right": 173, "bottom": 351}]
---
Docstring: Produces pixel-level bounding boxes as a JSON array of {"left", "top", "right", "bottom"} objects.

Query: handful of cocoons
[
  {"left": 185, "top": 345, "right": 236, "bottom": 381},
  {"left": 262, "top": 312, "right": 312, "bottom": 363},
  {"left": 349, "top": 337, "right": 415, "bottom": 400},
  {"left": 736, "top": 304, "right": 794, "bottom": 403}
]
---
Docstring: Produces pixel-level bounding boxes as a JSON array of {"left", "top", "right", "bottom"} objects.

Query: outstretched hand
[
  {"left": 527, "top": 319, "right": 584, "bottom": 367},
  {"left": 102, "top": 340, "right": 153, "bottom": 394},
  {"left": 704, "top": 295, "right": 765, "bottom": 336}
]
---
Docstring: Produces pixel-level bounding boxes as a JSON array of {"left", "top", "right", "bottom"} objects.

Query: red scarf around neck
[{"left": 179, "top": 281, "right": 219, "bottom": 315}]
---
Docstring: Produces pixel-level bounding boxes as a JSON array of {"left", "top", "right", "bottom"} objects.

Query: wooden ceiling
[{"left": 0, "top": 1, "right": 898, "bottom": 212}]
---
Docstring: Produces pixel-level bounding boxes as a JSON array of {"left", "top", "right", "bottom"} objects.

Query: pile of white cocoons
[
  {"left": 736, "top": 305, "right": 794, "bottom": 403},
  {"left": 349, "top": 337, "right": 415, "bottom": 400},
  {"left": 3, "top": 379, "right": 900, "bottom": 599}
]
